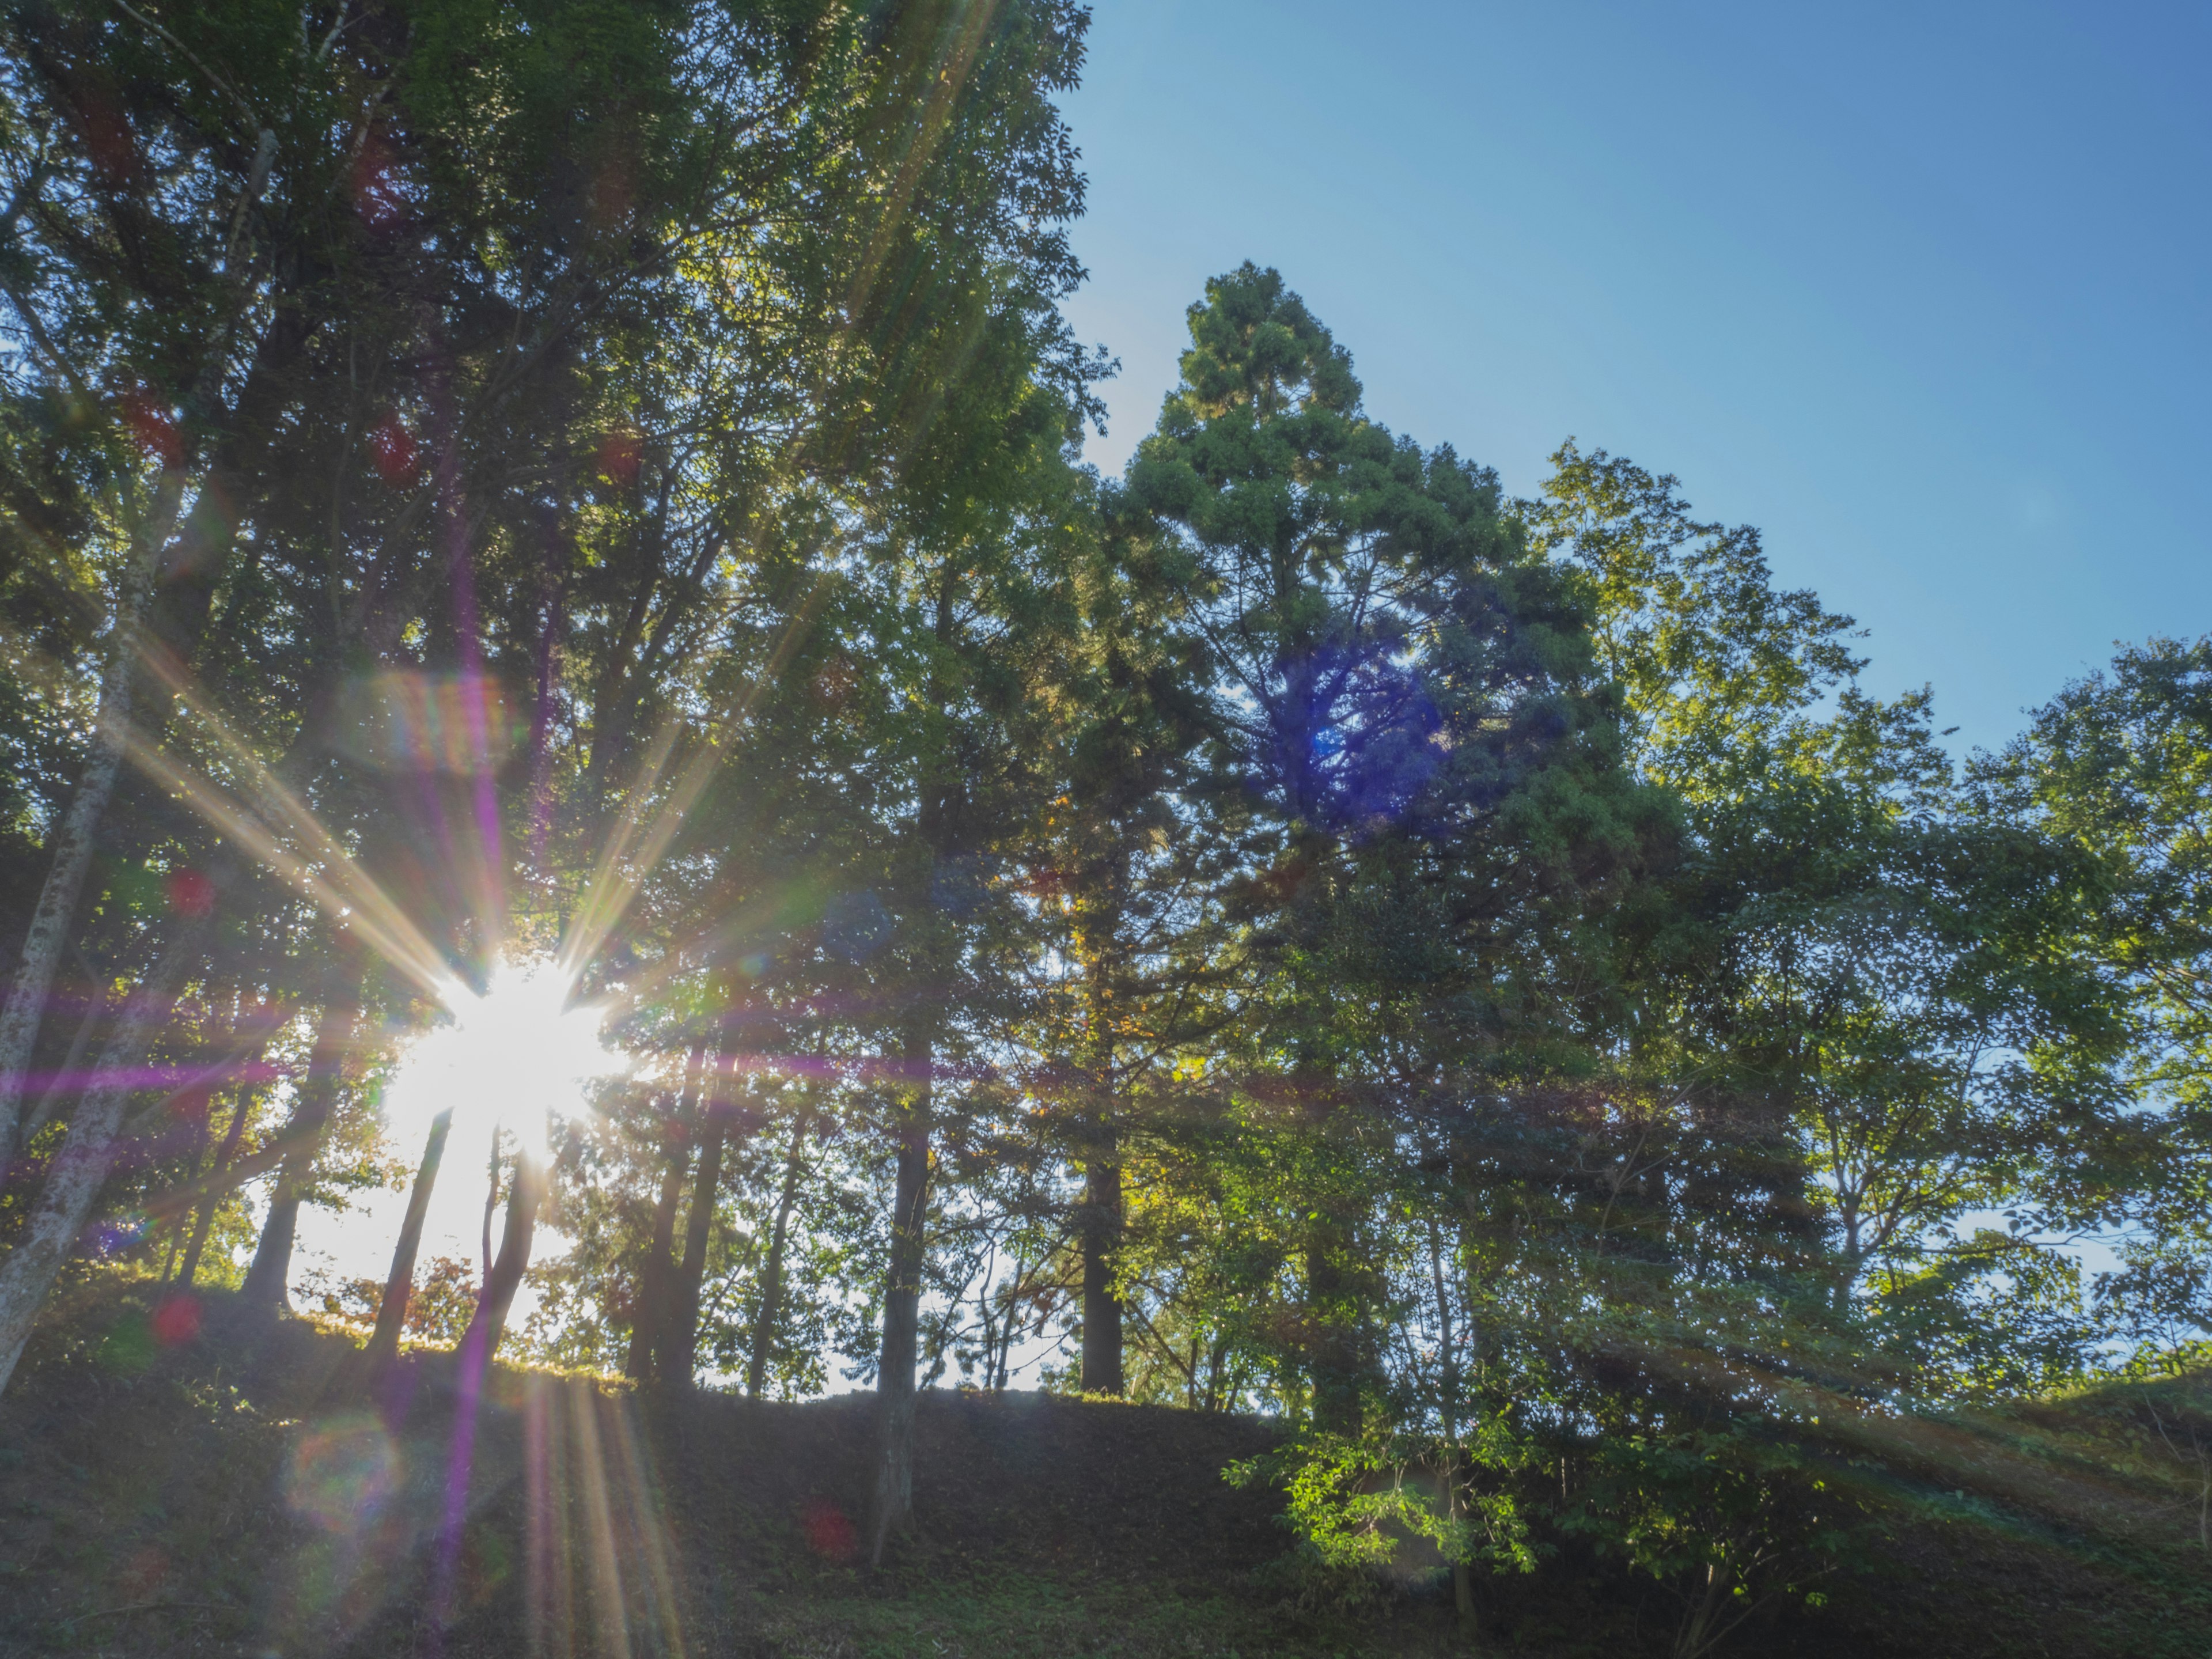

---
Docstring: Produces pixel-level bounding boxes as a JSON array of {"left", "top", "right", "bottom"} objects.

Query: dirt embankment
[
  {"left": 0, "top": 1282, "right": 1303, "bottom": 1657},
  {"left": 1, "top": 1280, "right": 2207, "bottom": 1659}
]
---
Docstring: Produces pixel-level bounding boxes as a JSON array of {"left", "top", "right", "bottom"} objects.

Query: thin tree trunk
[
  {"left": 459, "top": 1150, "right": 547, "bottom": 1366},
  {"left": 0, "top": 470, "right": 190, "bottom": 1157},
  {"left": 178, "top": 1082, "right": 255, "bottom": 1290},
  {"left": 1080, "top": 1145, "right": 1124, "bottom": 1394},
  {"left": 664, "top": 1058, "right": 730, "bottom": 1388},
  {"left": 363, "top": 1107, "right": 454, "bottom": 1368},
  {"left": 626, "top": 1041, "right": 704, "bottom": 1383},
  {"left": 160, "top": 1090, "right": 214, "bottom": 1283},
  {"left": 240, "top": 969, "right": 362, "bottom": 1313},
  {"left": 1427, "top": 1214, "right": 1474, "bottom": 1625},
  {"left": 746, "top": 1107, "right": 811, "bottom": 1399},
  {"left": 1074, "top": 866, "right": 1127, "bottom": 1395},
  {"left": 866, "top": 1024, "right": 934, "bottom": 1567},
  {"left": 0, "top": 927, "right": 203, "bottom": 1393},
  {"left": 480, "top": 1131, "right": 503, "bottom": 1294}
]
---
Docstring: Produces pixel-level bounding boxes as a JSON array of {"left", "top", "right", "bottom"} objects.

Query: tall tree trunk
[
  {"left": 0, "top": 469, "right": 190, "bottom": 1157},
  {"left": 178, "top": 1082, "right": 255, "bottom": 1290},
  {"left": 0, "top": 927, "right": 204, "bottom": 1392},
  {"left": 1080, "top": 1144, "right": 1124, "bottom": 1394},
  {"left": 241, "top": 965, "right": 362, "bottom": 1313},
  {"left": 746, "top": 1107, "right": 811, "bottom": 1399},
  {"left": 459, "top": 1150, "right": 548, "bottom": 1366},
  {"left": 627, "top": 1139, "right": 689, "bottom": 1383},
  {"left": 626, "top": 1041, "right": 704, "bottom": 1382},
  {"left": 663, "top": 1056, "right": 731, "bottom": 1388},
  {"left": 1306, "top": 1228, "right": 1366, "bottom": 1437},
  {"left": 1073, "top": 860, "right": 1127, "bottom": 1395},
  {"left": 867, "top": 1024, "right": 934, "bottom": 1567},
  {"left": 363, "top": 1107, "right": 454, "bottom": 1368}
]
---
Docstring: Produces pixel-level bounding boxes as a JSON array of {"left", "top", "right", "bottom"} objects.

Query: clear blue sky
[{"left": 1055, "top": 1, "right": 2211, "bottom": 752}]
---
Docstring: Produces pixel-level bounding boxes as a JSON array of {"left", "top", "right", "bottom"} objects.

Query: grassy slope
[{"left": 0, "top": 1277, "right": 2203, "bottom": 1657}]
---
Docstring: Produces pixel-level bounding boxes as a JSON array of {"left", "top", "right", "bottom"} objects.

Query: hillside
[{"left": 0, "top": 1279, "right": 2204, "bottom": 1658}]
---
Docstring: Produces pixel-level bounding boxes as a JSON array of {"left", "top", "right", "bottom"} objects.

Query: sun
[{"left": 382, "top": 960, "right": 626, "bottom": 1163}]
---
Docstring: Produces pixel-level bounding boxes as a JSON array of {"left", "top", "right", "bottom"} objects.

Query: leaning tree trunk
[
  {"left": 240, "top": 964, "right": 362, "bottom": 1313},
  {"left": 0, "top": 469, "right": 191, "bottom": 1157},
  {"left": 459, "top": 1149, "right": 549, "bottom": 1367},
  {"left": 0, "top": 923, "right": 206, "bottom": 1392},
  {"left": 866, "top": 1023, "right": 935, "bottom": 1567},
  {"left": 362, "top": 1106, "right": 454, "bottom": 1368}
]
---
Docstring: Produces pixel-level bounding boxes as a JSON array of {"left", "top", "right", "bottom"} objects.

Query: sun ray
[
  {"left": 118, "top": 729, "right": 463, "bottom": 1007},
  {"left": 127, "top": 637, "right": 470, "bottom": 1006},
  {"left": 555, "top": 570, "right": 832, "bottom": 990}
]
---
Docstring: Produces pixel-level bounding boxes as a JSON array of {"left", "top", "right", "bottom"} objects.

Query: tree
[{"left": 1976, "top": 638, "right": 2212, "bottom": 1364}]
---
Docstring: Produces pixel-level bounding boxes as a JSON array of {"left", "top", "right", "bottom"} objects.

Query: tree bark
[
  {"left": 664, "top": 1054, "right": 731, "bottom": 1387},
  {"left": 363, "top": 1107, "right": 454, "bottom": 1368},
  {"left": 1073, "top": 855, "right": 1128, "bottom": 1395},
  {"left": 159, "top": 1084, "right": 215, "bottom": 1282},
  {"left": 626, "top": 1041, "right": 703, "bottom": 1383},
  {"left": 459, "top": 1149, "right": 548, "bottom": 1366},
  {"left": 0, "top": 468, "right": 190, "bottom": 1157},
  {"left": 627, "top": 1136, "right": 689, "bottom": 1383},
  {"left": 177, "top": 1081, "right": 256, "bottom": 1290},
  {"left": 746, "top": 1107, "right": 811, "bottom": 1399},
  {"left": 0, "top": 926, "right": 204, "bottom": 1393},
  {"left": 1306, "top": 1228, "right": 1365, "bottom": 1436},
  {"left": 240, "top": 966, "right": 362, "bottom": 1313},
  {"left": 1427, "top": 1214, "right": 1475, "bottom": 1624},
  {"left": 867, "top": 1024, "right": 935, "bottom": 1567},
  {"left": 1080, "top": 1145, "right": 1124, "bottom": 1395}
]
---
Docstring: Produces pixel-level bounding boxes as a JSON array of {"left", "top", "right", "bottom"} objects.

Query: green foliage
[
  {"left": 1562, "top": 1416, "right": 1854, "bottom": 1659},
  {"left": 1228, "top": 1421, "right": 1537, "bottom": 1583}
]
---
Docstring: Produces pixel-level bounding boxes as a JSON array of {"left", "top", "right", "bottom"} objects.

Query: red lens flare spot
[
  {"left": 77, "top": 96, "right": 135, "bottom": 184},
  {"left": 166, "top": 867, "right": 215, "bottom": 918},
  {"left": 369, "top": 414, "right": 418, "bottom": 484},
  {"left": 596, "top": 430, "right": 642, "bottom": 487},
  {"left": 151, "top": 1294, "right": 201, "bottom": 1347},
  {"left": 121, "top": 1543, "right": 169, "bottom": 1597},
  {"left": 800, "top": 1498, "right": 856, "bottom": 1562},
  {"left": 353, "top": 131, "right": 405, "bottom": 230},
  {"left": 120, "top": 391, "right": 181, "bottom": 466}
]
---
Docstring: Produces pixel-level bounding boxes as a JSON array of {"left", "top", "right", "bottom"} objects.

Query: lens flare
[
  {"left": 288, "top": 1414, "right": 400, "bottom": 1535},
  {"left": 382, "top": 961, "right": 626, "bottom": 1165}
]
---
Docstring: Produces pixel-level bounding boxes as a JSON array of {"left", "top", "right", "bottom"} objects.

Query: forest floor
[{"left": 0, "top": 1275, "right": 2204, "bottom": 1658}]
